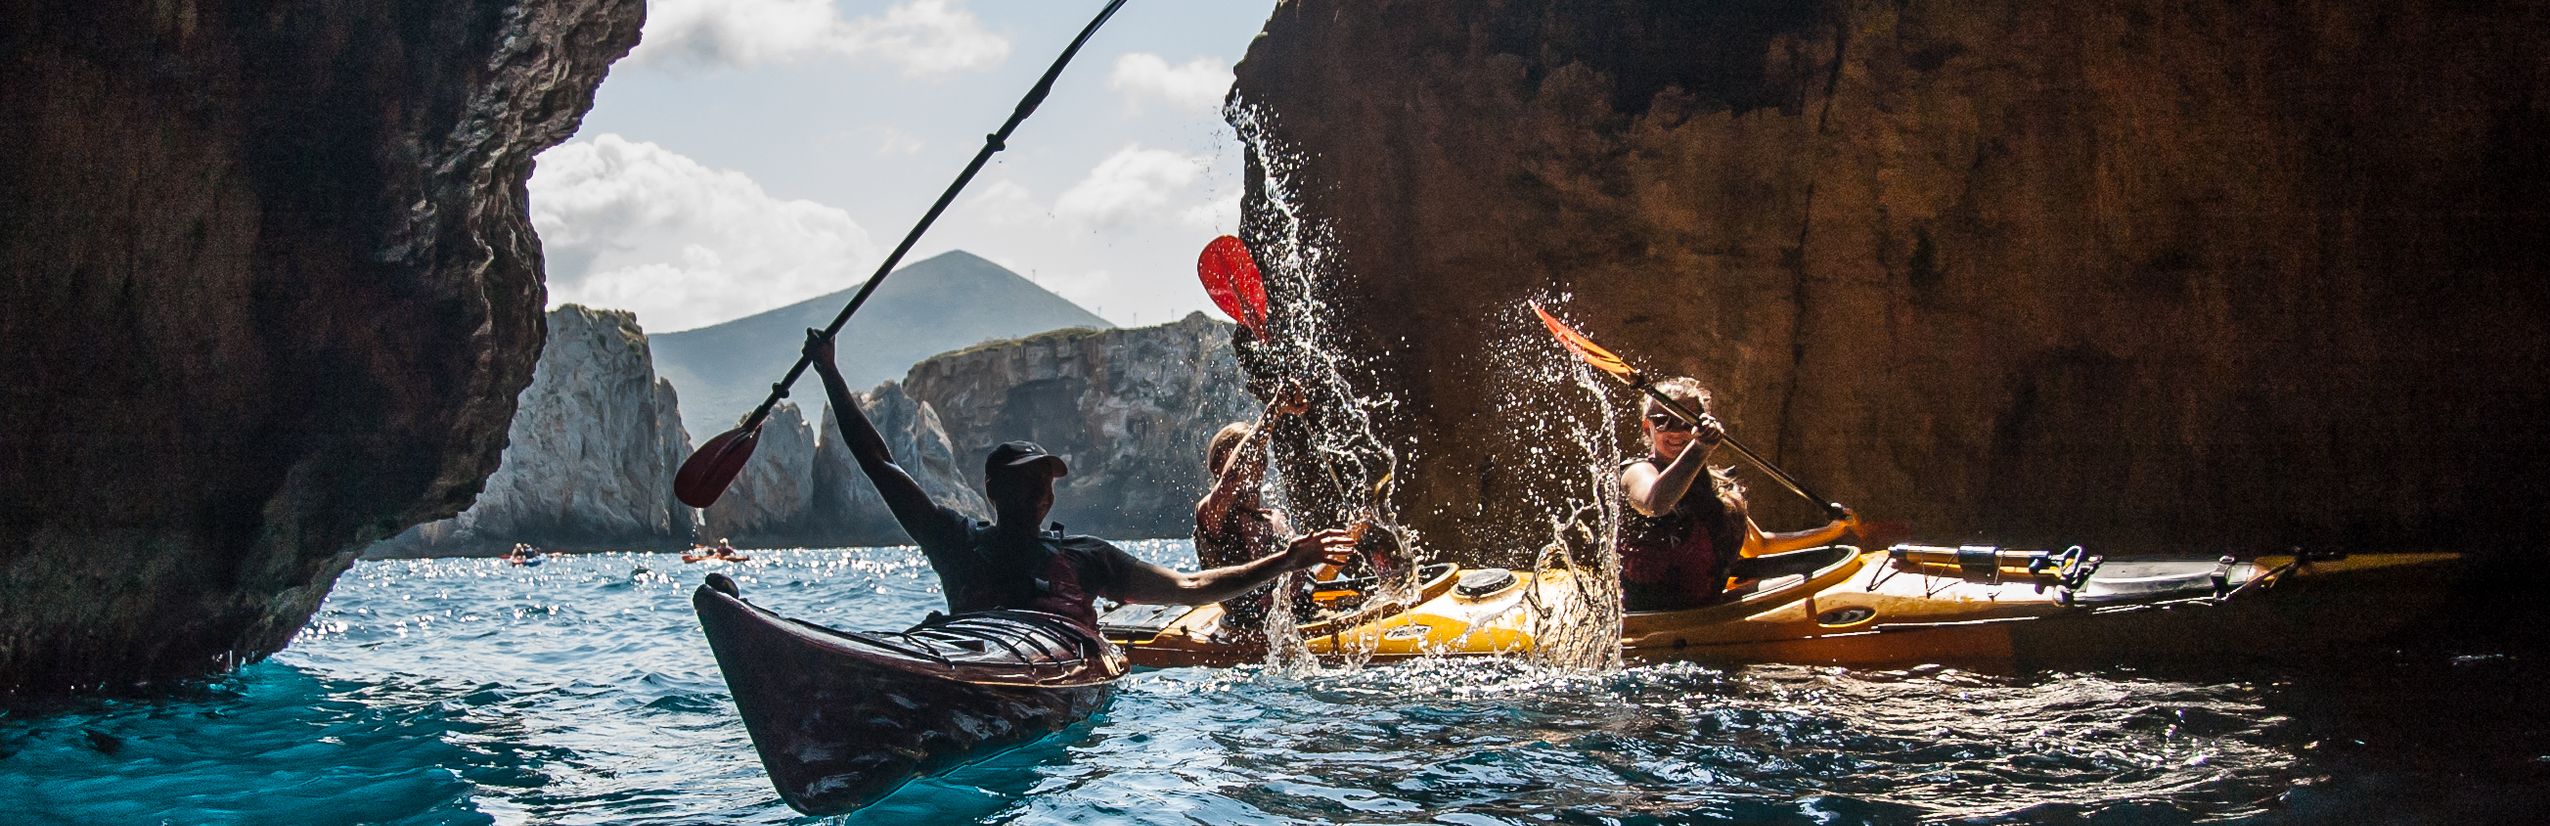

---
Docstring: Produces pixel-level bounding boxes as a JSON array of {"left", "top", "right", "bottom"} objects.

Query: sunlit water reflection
[{"left": 3, "top": 543, "right": 2543, "bottom": 824}]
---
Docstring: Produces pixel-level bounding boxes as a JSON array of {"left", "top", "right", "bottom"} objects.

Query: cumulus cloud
[
  {"left": 1178, "top": 193, "right": 1240, "bottom": 233},
  {"left": 633, "top": 0, "right": 1010, "bottom": 74},
  {"left": 1053, "top": 146, "right": 1212, "bottom": 230},
  {"left": 529, "top": 134, "right": 878, "bottom": 332},
  {"left": 1107, "top": 53, "right": 1232, "bottom": 112},
  {"left": 869, "top": 126, "right": 926, "bottom": 156},
  {"left": 963, "top": 179, "right": 1046, "bottom": 227}
]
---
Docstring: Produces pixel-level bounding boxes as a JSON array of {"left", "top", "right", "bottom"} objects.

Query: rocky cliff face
[
  {"left": 905, "top": 313, "right": 1257, "bottom": 539},
  {"left": 698, "top": 402, "right": 817, "bottom": 545},
  {"left": 369, "top": 306, "right": 695, "bottom": 557},
  {"left": 697, "top": 387, "right": 988, "bottom": 548},
  {"left": 0, "top": 0, "right": 642, "bottom": 694},
  {"left": 1232, "top": 0, "right": 2550, "bottom": 558},
  {"left": 806, "top": 384, "right": 993, "bottom": 547}
]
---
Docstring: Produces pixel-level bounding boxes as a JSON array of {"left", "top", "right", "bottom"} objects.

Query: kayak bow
[{"left": 694, "top": 574, "right": 1125, "bottom": 815}]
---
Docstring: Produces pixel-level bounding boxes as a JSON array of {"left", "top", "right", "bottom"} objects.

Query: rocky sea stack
[
  {"left": 1232, "top": 0, "right": 2550, "bottom": 560},
  {"left": 0, "top": 0, "right": 642, "bottom": 695},
  {"left": 368, "top": 306, "right": 696, "bottom": 557}
]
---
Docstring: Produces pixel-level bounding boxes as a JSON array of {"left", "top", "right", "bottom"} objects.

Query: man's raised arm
[{"left": 805, "top": 330, "right": 950, "bottom": 539}]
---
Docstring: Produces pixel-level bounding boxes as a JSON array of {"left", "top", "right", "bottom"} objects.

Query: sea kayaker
[
  {"left": 1618, "top": 377, "right": 1855, "bottom": 611},
  {"left": 805, "top": 330, "right": 1358, "bottom": 628},
  {"left": 1194, "top": 385, "right": 1321, "bottom": 636}
]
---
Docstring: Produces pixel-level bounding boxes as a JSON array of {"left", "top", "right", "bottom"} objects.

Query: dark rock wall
[
  {"left": 1232, "top": 0, "right": 2550, "bottom": 559},
  {"left": 904, "top": 313, "right": 1257, "bottom": 539},
  {"left": 0, "top": 0, "right": 641, "bottom": 694},
  {"left": 366, "top": 306, "right": 695, "bottom": 557}
]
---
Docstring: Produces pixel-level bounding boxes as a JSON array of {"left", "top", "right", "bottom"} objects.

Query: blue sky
[{"left": 531, "top": 0, "right": 1276, "bottom": 332}]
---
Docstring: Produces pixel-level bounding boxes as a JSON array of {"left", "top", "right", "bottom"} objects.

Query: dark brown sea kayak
[{"left": 692, "top": 573, "right": 1126, "bottom": 816}]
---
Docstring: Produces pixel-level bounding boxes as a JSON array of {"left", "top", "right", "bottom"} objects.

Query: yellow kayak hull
[{"left": 1112, "top": 547, "right": 2465, "bottom": 669}]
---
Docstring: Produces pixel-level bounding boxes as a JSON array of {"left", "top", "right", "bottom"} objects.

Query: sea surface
[{"left": 4, "top": 541, "right": 2544, "bottom": 825}]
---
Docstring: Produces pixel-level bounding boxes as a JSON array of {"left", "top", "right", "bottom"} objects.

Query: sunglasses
[{"left": 1645, "top": 412, "right": 1698, "bottom": 432}]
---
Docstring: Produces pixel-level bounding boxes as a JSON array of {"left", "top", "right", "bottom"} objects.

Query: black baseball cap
[{"left": 985, "top": 441, "right": 1069, "bottom": 478}]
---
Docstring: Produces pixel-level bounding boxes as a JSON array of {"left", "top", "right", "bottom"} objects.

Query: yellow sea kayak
[
  {"left": 1104, "top": 545, "right": 2464, "bottom": 669},
  {"left": 1099, "top": 563, "right": 1462, "bottom": 667}
]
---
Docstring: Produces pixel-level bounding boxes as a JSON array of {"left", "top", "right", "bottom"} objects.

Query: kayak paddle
[
  {"left": 673, "top": 0, "right": 1131, "bottom": 508},
  {"left": 1530, "top": 302, "right": 1852, "bottom": 520},
  {"left": 1197, "top": 235, "right": 1270, "bottom": 334}
]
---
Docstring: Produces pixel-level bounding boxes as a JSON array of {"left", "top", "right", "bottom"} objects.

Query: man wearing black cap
[{"left": 805, "top": 331, "right": 1357, "bottom": 629}]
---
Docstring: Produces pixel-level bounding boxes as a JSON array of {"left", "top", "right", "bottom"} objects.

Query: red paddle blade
[
  {"left": 1198, "top": 235, "right": 1269, "bottom": 332},
  {"left": 1531, "top": 303, "right": 1637, "bottom": 383},
  {"left": 675, "top": 427, "right": 762, "bottom": 508}
]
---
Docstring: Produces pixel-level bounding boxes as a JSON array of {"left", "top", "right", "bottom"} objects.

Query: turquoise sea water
[{"left": 3, "top": 541, "right": 2544, "bottom": 825}]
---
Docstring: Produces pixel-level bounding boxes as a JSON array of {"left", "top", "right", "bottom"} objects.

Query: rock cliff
[
  {"left": 368, "top": 306, "right": 695, "bottom": 557},
  {"left": 698, "top": 403, "right": 817, "bottom": 546},
  {"left": 905, "top": 313, "right": 1257, "bottom": 539},
  {"left": 804, "top": 384, "right": 993, "bottom": 547},
  {"left": 0, "top": 0, "right": 642, "bottom": 694},
  {"left": 1232, "top": 0, "right": 2550, "bottom": 559},
  {"left": 664, "top": 315, "right": 1255, "bottom": 547}
]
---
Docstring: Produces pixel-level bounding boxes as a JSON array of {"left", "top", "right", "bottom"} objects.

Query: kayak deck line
[{"left": 1106, "top": 547, "right": 2467, "bottom": 670}]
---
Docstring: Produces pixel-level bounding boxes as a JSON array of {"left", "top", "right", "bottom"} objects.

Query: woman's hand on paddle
[
  {"left": 1279, "top": 528, "right": 1358, "bottom": 572},
  {"left": 1692, "top": 413, "right": 1726, "bottom": 452},
  {"left": 802, "top": 329, "right": 837, "bottom": 373}
]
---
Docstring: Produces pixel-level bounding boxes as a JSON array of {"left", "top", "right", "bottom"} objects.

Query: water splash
[
  {"left": 1486, "top": 292, "right": 1631, "bottom": 670},
  {"left": 1228, "top": 101, "right": 1423, "bottom": 673},
  {"left": 1228, "top": 101, "right": 1636, "bottom": 671}
]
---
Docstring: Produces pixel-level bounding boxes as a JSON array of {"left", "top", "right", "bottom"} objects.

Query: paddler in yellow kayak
[
  {"left": 1619, "top": 377, "right": 1857, "bottom": 611},
  {"left": 1194, "top": 384, "right": 1329, "bottom": 640},
  {"left": 804, "top": 331, "right": 1358, "bottom": 629}
]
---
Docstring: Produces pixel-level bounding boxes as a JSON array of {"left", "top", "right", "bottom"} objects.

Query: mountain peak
[{"left": 649, "top": 251, "right": 1110, "bottom": 435}]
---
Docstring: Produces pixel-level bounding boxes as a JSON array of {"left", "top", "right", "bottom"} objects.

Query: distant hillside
[{"left": 652, "top": 250, "right": 1111, "bottom": 435}]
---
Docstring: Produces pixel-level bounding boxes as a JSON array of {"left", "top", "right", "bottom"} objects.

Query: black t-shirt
[{"left": 900, "top": 504, "right": 1138, "bottom": 628}]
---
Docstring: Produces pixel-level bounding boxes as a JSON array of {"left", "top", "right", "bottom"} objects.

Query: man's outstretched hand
[{"left": 1280, "top": 528, "right": 1359, "bottom": 572}]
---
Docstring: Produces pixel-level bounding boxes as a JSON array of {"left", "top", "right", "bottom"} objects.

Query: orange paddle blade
[
  {"left": 1531, "top": 303, "right": 1637, "bottom": 383},
  {"left": 675, "top": 426, "right": 762, "bottom": 508}
]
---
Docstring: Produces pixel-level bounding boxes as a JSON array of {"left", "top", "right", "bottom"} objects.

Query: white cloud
[
  {"left": 529, "top": 134, "right": 879, "bottom": 332},
  {"left": 1107, "top": 53, "right": 1232, "bottom": 112},
  {"left": 1053, "top": 145, "right": 1211, "bottom": 230},
  {"left": 1178, "top": 192, "right": 1239, "bottom": 233},
  {"left": 870, "top": 126, "right": 925, "bottom": 156},
  {"left": 838, "top": 0, "right": 1014, "bottom": 75},
  {"left": 963, "top": 179, "right": 1045, "bottom": 227},
  {"left": 633, "top": 0, "right": 1010, "bottom": 74}
]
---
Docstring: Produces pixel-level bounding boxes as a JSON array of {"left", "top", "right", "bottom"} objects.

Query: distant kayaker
[
  {"left": 1194, "top": 385, "right": 1318, "bottom": 635},
  {"left": 805, "top": 330, "right": 1358, "bottom": 628},
  {"left": 1618, "top": 377, "right": 1855, "bottom": 611}
]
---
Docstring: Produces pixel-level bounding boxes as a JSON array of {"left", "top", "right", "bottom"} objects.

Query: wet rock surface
[
  {"left": 1232, "top": 0, "right": 2550, "bottom": 560},
  {"left": 0, "top": 0, "right": 642, "bottom": 694}
]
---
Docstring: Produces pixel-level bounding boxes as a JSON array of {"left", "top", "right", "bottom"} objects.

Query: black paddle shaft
[
  {"left": 1633, "top": 380, "right": 1850, "bottom": 520},
  {"left": 735, "top": 0, "right": 1131, "bottom": 434}
]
